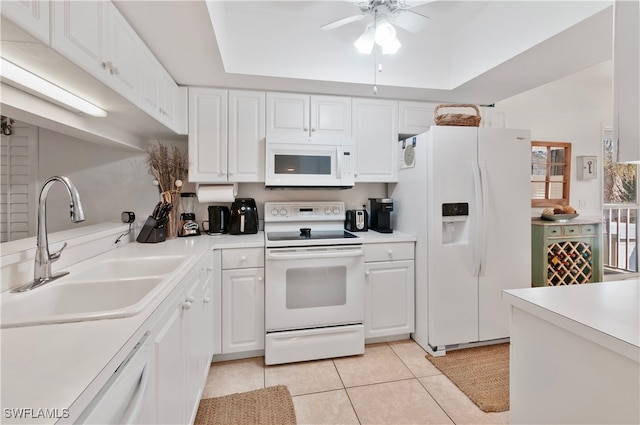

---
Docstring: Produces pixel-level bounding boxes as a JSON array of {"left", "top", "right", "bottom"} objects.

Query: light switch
[{"left": 577, "top": 156, "right": 597, "bottom": 180}]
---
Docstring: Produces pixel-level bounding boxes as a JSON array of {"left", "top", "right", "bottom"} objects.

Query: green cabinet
[{"left": 531, "top": 219, "right": 603, "bottom": 286}]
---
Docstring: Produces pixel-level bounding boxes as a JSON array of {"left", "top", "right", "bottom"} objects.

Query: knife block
[{"left": 136, "top": 216, "right": 167, "bottom": 243}]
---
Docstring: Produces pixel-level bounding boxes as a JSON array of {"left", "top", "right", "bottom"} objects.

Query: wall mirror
[{"left": 531, "top": 141, "right": 572, "bottom": 207}]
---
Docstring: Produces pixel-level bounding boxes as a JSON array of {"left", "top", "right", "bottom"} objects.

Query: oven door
[
  {"left": 265, "top": 245, "right": 364, "bottom": 331},
  {"left": 265, "top": 142, "right": 354, "bottom": 188}
]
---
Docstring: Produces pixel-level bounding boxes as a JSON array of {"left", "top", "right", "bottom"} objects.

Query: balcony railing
[{"left": 603, "top": 206, "right": 638, "bottom": 273}]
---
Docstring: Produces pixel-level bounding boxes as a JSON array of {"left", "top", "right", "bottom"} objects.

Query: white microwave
[{"left": 265, "top": 139, "right": 355, "bottom": 188}]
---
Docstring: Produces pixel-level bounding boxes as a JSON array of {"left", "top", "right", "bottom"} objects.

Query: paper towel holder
[{"left": 195, "top": 183, "right": 238, "bottom": 203}]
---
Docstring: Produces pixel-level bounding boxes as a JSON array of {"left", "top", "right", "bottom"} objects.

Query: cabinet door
[
  {"left": 1, "top": 0, "right": 50, "bottom": 43},
  {"left": 310, "top": 95, "right": 351, "bottom": 140},
  {"left": 188, "top": 88, "right": 228, "bottom": 182},
  {"left": 140, "top": 47, "right": 162, "bottom": 119},
  {"left": 352, "top": 98, "right": 399, "bottom": 182},
  {"left": 51, "top": 0, "right": 107, "bottom": 84},
  {"left": 184, "top": 276, "right": 204, "bottom": 424},
  {"left": 266, "top": 92, "right": 309, "bottom": 140},
  {"left": 104, "top": 2, "right": 140, "bottom": 104},
  {"left": 398, "top": 101, "right": 435, "bottom": 135},
  {"left": 364, "top": 260, "right": 415, "bottom": 339},
  {"left": 228, "top": 90, "right": 266, "bottom": 182},
  {"left": 153, "top": 295, "right": 186, "bottom": 425},
  {"left": 222, "top": 268, "right": 264, "bottom": 353}
]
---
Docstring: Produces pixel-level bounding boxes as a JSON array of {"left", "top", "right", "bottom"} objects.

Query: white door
[
  {"left": 188, "top": 88, "right": 228, "bottom": 182},
  {"left": 266, "top": 92, "right": 309, "bottom": 140},
  {"left": 365, "top": 260, "right": 415, "bottom": 339},
  {"left": 427, "top": 126, "right": 479, "bottom": 348},
  {"left": 310, "top": 95, "right": 351, "bottom": 140},
  {"left": 228, "top": 90, "right": 266, "bottom": 182},
  {"left": 477, "top": 128, "right": 531, "bottom": 341},
  {"left": 222, "top": 268, "right": 264, "bottom": 353}
]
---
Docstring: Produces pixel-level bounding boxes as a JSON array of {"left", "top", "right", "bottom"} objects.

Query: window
[
  {"left": 531, "top": 141, "right": 572, "bottom": 207},
  {"left": 603, "top": 128, "right": 638, "bottom": 273}
]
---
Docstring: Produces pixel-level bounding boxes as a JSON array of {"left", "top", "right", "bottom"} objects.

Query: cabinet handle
[
  {"left": 365, "top": 271, "right": 370, "bottom": 276},
  {"left": 101, "top": 61, "right": 108, "bottom": 70},
  {"left": 241, "top": 256, "right": 247, "bottom": 261},
  {"left": 182, "top": 301, "right": 192, "bottom": 310},
  {"left": 186, "top": 296, "right": 195, "bottom": 303},
  {"left": 203, "top": 297, "right": 211, "bottom": 304},
  {"left": 207, "top": 266, "right": 213, "bottom": 272},
  {"left": 258, "top": 276, "right": 263, "bottom": 282},
  {"left": 303, "top": 127, "right": 309, "bottom": 132},
  {"left": 311, "top": 128, "right": 316, "bottom": 132},
  {"left": 388, "top": 250, "right": 393, "bottom": 255}
]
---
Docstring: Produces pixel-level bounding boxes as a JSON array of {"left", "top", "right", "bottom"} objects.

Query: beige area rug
[
  {"left": 194, "top": 385, "right": 297, "bottom": 425},
  {"left": 426, "top": 343, "right": 510, "bottom": 413}
]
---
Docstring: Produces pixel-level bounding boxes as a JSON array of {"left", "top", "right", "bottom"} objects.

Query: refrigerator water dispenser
[{"left": 442, "top": 203, "right": 469, "bottom": 244}]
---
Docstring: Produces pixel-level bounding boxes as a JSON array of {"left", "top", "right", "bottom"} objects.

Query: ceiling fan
[{"left": 321, "top": 0, "right": 431, "bottom": 54}]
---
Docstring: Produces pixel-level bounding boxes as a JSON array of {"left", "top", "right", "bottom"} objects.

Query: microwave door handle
[{"left": 336, "top": 146, "right": 342, "bottom": 177}]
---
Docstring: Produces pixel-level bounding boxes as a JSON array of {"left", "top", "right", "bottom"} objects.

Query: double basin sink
[{"left": 1, "top": 254, "right": 189, "bottom": 328}]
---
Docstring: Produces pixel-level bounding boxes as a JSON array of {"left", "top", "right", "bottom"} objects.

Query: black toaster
[{"left": 345, "top": 209, "right": 368, "bottom": 232}]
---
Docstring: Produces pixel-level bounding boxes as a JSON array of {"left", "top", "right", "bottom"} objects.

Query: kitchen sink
[
  {"left": 66, "top": 255, "right": 188, "bottom": 282},
  {"left": 1, "top": 277, "right": 166, "bottom": 328},
  {"left": 0, "top": 255, "right": 190, "bottom": 328}
]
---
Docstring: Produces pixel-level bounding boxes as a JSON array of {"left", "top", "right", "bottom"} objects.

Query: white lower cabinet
[
  {"left": 150, "top": 252, "right": 214, "bottom": 425},
  {"left": 220, "top": 247, "right": 265, "bottom": 354},
  {"left": 364, "top": 242, "right": 415, "bottom": 340}
]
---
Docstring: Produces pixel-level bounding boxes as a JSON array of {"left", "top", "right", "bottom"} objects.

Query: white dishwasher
[{"left": 77, "top": 332, "right": 152, "bottom": 424}]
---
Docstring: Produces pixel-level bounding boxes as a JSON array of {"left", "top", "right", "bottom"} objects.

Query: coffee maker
[
  {"left": 178, "top": 192, "right": 201, "bottom": 237},
  {"left": 369, "top": 198, "right": 394, "bottom": 233}
]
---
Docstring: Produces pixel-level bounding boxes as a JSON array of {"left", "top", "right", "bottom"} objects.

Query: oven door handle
[{"left": 267, "top": 247, "right": 363, "bottom": 261}]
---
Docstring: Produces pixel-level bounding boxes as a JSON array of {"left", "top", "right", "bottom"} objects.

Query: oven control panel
[{"left": 265, "top": 202, "right": 346, "bottom": 222}]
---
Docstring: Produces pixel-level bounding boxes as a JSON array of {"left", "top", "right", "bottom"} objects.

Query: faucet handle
[{"left": 50, "top": 242, "right": 68, "bottom": 262}]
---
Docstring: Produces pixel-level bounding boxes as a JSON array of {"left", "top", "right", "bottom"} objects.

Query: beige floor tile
[
  {"left": 333, "top": 343, "right": 414, "bottom": 387},
  {"left": 265, "top": 359, "right": 344, "bottom": 396},
  {"left": 347, "top": 379, "right": 454, "bottom": 425},
  {"left": 293, "top": 389, "right": 360, "bottom": 425},
  {"left": 388, "top": 339, "right": 443, "bottom": 378},
  {"left": 419, "top": 375, "right": 510, "bottom": 425},
  {"left": 201, "top": 357, "right": 264, "bottom": 398}
]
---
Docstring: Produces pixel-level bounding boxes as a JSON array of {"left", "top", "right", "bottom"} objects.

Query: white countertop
[
  {"left": 0, "top": 232, "right": 264, "bottom": 424},
  {"left": 503, "top": 279, "right": 640, "bottom": 361}
]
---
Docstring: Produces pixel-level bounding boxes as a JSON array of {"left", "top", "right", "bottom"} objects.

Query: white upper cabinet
[
  {"left": 104, "top": 2, "right": 141, "bottom": 104},
  {"left": 398, "top": 101, "right": 436, "bottom": 136},
  {"left": 188, "top": 88, "right": 228, "bottom": 183},
  {"left": 352, "top": 97, "right": 399, "bottom": 182},
  {"left": 228, "top": 90, "right": 266, "bottom": 182},
  {"left": 0, "top": 0, "right": 50, "bottom": 44},
  {"left": 51, "top": 0, "right": 106, "bottom": 83},
  {"left": 266, "top": 92, "right": 351, "bottom": 141},
  {"left": 613, "top": 0, "right": 640, "bottom": 163}
]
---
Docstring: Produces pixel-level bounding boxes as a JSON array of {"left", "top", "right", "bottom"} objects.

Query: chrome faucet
[{"left": 13, "top": 176, "right": 85, "bottom": 292}]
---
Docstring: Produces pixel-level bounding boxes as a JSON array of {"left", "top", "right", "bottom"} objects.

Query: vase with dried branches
[{"left": 146, "top": 143, "right": 188, "bottom": 239}]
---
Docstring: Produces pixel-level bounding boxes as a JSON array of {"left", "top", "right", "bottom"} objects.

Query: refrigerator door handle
[
  {"left": 478, "top": 161, "right": 489, "bottom": 275},
  {"left": 472, "top": 162, "right": 484, "bottom": 277}
]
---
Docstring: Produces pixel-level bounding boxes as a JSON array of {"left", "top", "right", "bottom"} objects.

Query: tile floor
[{"left": 202, "top": 340, "right": 509, "bottom": 425}]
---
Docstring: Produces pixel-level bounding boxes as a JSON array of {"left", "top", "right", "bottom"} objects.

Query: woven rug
[
  {"left": 426, "top": 343, "right": 509, "bottom": 413},
  {"left": 194, "top": 385, "right": 296, "bottom": 425}
]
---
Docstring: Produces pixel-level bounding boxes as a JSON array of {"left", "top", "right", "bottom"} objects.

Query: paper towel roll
[{"left": 196, "top": 184, "right": 238, "bottom": 203}]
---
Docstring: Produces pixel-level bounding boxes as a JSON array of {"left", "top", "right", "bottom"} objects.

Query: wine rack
[{"left": 531, "top": 219, "right": 602, "bottom": 287}]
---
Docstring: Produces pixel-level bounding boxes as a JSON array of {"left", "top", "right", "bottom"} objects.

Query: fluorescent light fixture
[
  {"left": 0, "top": 58, "right": 107, "bottom": 117},
  {"left": 354, "top": 24, "right": 375, "bottom": 54}
]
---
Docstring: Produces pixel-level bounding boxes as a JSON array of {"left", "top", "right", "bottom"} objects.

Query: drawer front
[
  {"left": 562, "top": 225, "right": 580, "bottom": 236},
  {"left": 546, "top": 226, "right": 562, "bottom": 236},
  {"left": 581, "top": 224, "right": 597, "bottom": 236},
  {"left": 364, "top": 242, "right": 414, "bottom": 262},
  {"left": 222, "top": 247, "right": 264, "bottom": 269}
]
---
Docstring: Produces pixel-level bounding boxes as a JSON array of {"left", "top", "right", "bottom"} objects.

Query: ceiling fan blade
[
  {"left": 320, "top": 14, "right": 365, "bottom": 30},
  {"left": 390, "top": 9, "right": 430, "bottom": 33}
]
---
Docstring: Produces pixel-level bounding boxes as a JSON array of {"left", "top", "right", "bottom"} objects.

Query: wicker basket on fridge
[{"left": 434, "top": 104, "right": 482, "bottom": 127}]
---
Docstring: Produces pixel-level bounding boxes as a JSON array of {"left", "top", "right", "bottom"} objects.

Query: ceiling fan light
[
  {"left": 381, "top": 36, "right": 401, "bottom": 55},
  {"left": 374, "top": 18, "right": 396, "bottom": 46},
  {"left": 354, "top": 24, "right": 375, "bottom": 54}
]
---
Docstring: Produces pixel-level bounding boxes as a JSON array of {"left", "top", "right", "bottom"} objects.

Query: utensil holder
[{"left": 136, "top": 216, "right": 167, "bottom": 243}]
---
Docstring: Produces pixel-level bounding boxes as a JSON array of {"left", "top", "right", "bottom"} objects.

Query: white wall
[{"left": 496, "top": 60, "right": 613, "bottom": 219}]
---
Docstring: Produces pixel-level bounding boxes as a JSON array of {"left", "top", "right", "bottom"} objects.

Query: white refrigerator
[{"left": 390, "top": 126, "right": 531, "bottom": 354}]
